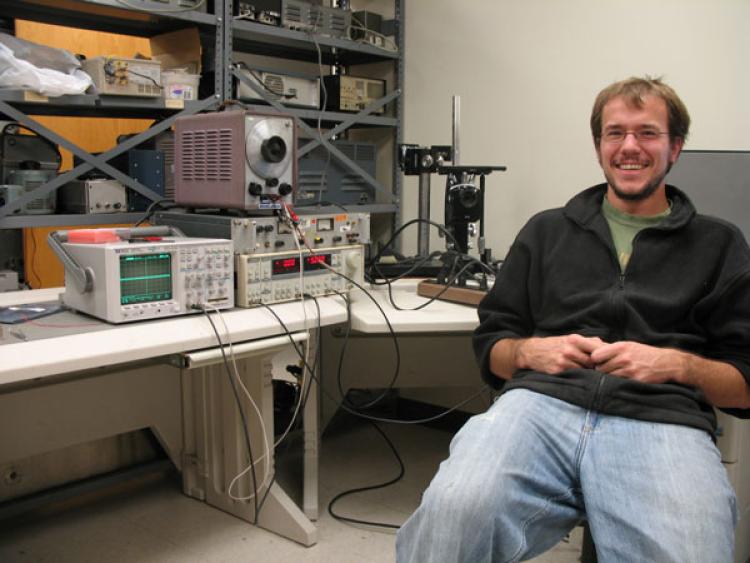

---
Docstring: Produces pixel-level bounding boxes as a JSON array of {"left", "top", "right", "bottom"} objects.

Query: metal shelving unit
[
  {"left": 226, "top": 0, "right": 404, "bottom": 221},
  {"left": 0, "top": 91, "right": 211, "bottom": 118},
  {"left": 0, "top": 0, "right": 224, "bottom": 229},
  {"left": 0, "top": 0, "right": 218, "bottom": 36},
  {"left": 0, "top": 0, "right": 405, "bottom": 228},
  {"left": 231, "top": 17, "right": 399, "bottom": 65}
]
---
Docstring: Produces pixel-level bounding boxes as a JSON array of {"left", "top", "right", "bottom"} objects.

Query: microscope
[
  {"left": 398, "top": 97, "right": 506, "bottom": 304},
  {"left": 437, "top": 162, "right": 504, "bottom": 283}
]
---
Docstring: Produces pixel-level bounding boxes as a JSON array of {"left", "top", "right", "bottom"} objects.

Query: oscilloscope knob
[
  {"left": 278, "top": 183, "right": 293, "bottom": 196},
  {"left": 248, "top": 182, "right": 263, "bottom": 196}
]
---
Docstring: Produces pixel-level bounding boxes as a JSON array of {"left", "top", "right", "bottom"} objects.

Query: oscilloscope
[{"left": 49, "top": 226, "right": 234, "bottom": 323}]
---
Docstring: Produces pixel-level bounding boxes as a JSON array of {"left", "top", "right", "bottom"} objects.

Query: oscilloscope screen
[{"left": 120, "top": 253, "right": 173, "bottom": 305}]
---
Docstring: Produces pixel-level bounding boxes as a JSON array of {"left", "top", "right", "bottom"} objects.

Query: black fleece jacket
[{"left": 474, "top": 184, "right": 750, "bottom": 435}]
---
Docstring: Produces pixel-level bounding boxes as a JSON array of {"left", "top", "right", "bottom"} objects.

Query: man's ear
[{"left": 594, "top": 138, "right": 603, "bottom": 165}]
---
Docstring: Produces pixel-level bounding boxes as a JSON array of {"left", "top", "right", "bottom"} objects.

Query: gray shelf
[
  {"left": 0, "top": 91, "right": 218, "bottom": 118},
  {"left": 0, "top": 212, "right": 147, "bottom": 229},
  {"left": 0, "top": 0, "right": 404, "bottom": 231},
  {"left": 232, "top": 18, "right": 398, "bottom": 65},
  {"left": 294, "top": 203, "right": 398, "bottom": 215},
  {"left": 236, "top": 102, "right": 397, "bottom": 128},
  {"left": 0, "top": 0, "right": 217, "bottom": 36},
  {"left": 228, "top": 1, "right": 404, "bottom": 224},
  {"left": 0, "top": 2, "right": 224, "bottom": 229}
]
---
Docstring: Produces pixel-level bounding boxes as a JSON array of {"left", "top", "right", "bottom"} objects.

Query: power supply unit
[
  {"left": 82, "top": 57, "right": 162, "bottom": 98},
  {"left": 236, "top": 67, "right": 320, "bottom": 109}
]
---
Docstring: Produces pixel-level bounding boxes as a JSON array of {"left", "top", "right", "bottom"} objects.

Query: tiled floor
[{"left": 0, "top": 415, "right": 582, "bottom": 562}]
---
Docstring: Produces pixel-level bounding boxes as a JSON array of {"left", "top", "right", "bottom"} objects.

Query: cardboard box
[{"left": 149, "top": 28, "right": 202, "bottom": 74}]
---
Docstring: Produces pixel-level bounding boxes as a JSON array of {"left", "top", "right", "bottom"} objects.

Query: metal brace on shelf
[{"left": 0, "top": 96, "right": 218, "bottom": 220}]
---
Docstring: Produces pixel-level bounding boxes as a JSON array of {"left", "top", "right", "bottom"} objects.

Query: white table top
[
  {"left": 348, "top": 279, "right": 480, "bottom": 334},
  {"left": 0, "top": 288, "right": 348, "bottom": 386},
  {"left": 0, "top": 280, "right": 480, "bottom": 385}
]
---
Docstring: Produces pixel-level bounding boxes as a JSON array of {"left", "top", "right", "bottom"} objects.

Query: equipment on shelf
[
  {"left": 82, "top": 56, "right": 162, "bottom": 98},
  {"left": 236, "top": 1, "right": 281, "bottom": 25},
  {"left": 114, "top": 0, "right": 207, "bottom": 12},
  {"left": 235, "top": 244, "right": 364, "bottom": 306},
  {"left": 0, "top": 122, "right": 60, "bottom": 215},
  {"left": 0, "top": 184, "right": 23, "bottom": 213},
  {"left": 174, "top": 110, "right": 296, "bottom": 210},
  {"left": 247, "top": 0, "right": 351, "bottom": 37},
  {"left": 284, "top": 0, "right": 351, "bottom": 37},
  {"left": 161, "top": 69, "right": 200, "bottom": 101},
  {"left": 57, "top": 178, "right": 127, "bottom": 214},
  {"left": 117, "top": 130, "right": 175, "bottom": 202},
  {"left": 153, "top": 210, "right": 370, "bottom": 254},
  {"left": 350, "top": 10, "right": 396, "bottom": 51},
  {"left": 48, "top": 226, "right": 234, "bottom": 324},
  {"left": 351, "top": 10, "right": 383, "bottom": 41},
  {"left": 154, "top": 132, "right": 176, "bottom": 201},
  {"left": 111, "top": 149, "right": 166, "bottom": 211},
  {"left": 7, "top": 169, "right": 56, "bottom": 214},
  {"left": 0, "top": 122, "right": 62, "bottom": 184},
  {"left": 297, "top": 140, "right": 376, "bottom": 205},
  {"left": 71, "top": 147, "right": 165, "bottom": 212},
  {"left": 0, "top": 269, "right": 19, "bottom": 292},
  {"left": 235, "top": 66, "right": 320, "bottom": 109},
  {"left": 323, "top": 75, "right": 386, "bottom": 114}
]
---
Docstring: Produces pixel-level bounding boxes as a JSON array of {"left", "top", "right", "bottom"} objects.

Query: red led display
[
  {"left": 304, "top": 253, "right": 331, "bottom": 271},
  {"left": 272, "top": 256, "right": 300, "bottom": 275}
]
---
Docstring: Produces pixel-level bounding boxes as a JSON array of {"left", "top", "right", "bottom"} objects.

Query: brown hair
[{"left": 590, "top": 76, "right": 690, "bottom": 147}]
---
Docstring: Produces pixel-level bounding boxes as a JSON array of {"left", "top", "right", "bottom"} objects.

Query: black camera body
[{"left": 440, "top": 165, "right": 504, "bottom": 255}]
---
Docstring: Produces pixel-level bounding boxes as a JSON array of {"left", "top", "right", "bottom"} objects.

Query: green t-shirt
[{"left": 602, "top": 196, "right": 671, "bottom": 271}]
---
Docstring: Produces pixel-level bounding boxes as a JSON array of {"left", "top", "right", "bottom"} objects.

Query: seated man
[{"left": 396, "top": 76, "right": 750, "bottom": 562}]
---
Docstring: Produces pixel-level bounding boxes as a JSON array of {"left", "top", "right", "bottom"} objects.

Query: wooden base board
[{"left": 416, "top": 280, "right": 486, "bottom": 307}]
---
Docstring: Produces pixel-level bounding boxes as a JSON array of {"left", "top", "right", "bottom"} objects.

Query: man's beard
[{"left": 604, "top": 163, "right": 672, "bottom": 202}]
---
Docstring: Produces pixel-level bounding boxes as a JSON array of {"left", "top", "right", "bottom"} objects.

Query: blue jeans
[{"left": 396, "top": 389, "right": 737, "bottom": 563}]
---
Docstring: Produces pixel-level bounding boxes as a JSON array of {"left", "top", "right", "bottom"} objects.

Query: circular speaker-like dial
[{"left": 245, "top": 117, "right": 293, "bottom": 180}]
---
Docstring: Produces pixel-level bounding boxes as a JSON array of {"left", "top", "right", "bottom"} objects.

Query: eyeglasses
[{"left": 600, "top": 129, "right": 670, "bottom": 143}]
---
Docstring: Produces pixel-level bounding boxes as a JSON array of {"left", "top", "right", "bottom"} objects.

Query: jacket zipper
[
  {"left": 610, "top": 228, "right": 651, "bottom": 340},
  {"left": 589, "top": 371, "right": 607, "bottom": 411},
  {"left": 613, "top": 228, "right": 653, "bottom": 325},
  {"left": 614, "top": 271, "right": 627, "bottom": 336}
]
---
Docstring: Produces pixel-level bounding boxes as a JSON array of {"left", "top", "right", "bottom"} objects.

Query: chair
[{"left": 581, "top": 522, "right": 597, "bottom": 562}]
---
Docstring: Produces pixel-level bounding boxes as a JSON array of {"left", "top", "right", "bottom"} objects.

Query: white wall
[{"left": 402, "top": 0, "right": 750, "bottom": 258}]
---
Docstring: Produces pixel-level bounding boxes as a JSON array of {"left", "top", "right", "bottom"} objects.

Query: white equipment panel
[
  {"left": 236, "top": 245, "right": 363, "bottom": 306},
  {"left": 61, "top": 237, "right": 233, "bottom": 323}
]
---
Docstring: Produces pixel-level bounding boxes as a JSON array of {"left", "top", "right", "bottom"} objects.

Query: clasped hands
[{"left": 515, "top": 334, "right": 687, "bottom": 384}]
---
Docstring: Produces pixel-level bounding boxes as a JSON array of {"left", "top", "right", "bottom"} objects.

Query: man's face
[{"left": 596, "top": 94, "right": 683, "bottom": 208}]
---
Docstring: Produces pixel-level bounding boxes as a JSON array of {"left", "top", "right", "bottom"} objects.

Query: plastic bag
[
  {"left": 0, "top": 33, "right": 81, "bottom": 74},
  {"left": 0, "top": 35, "right": 91, "bottom": 97}
]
